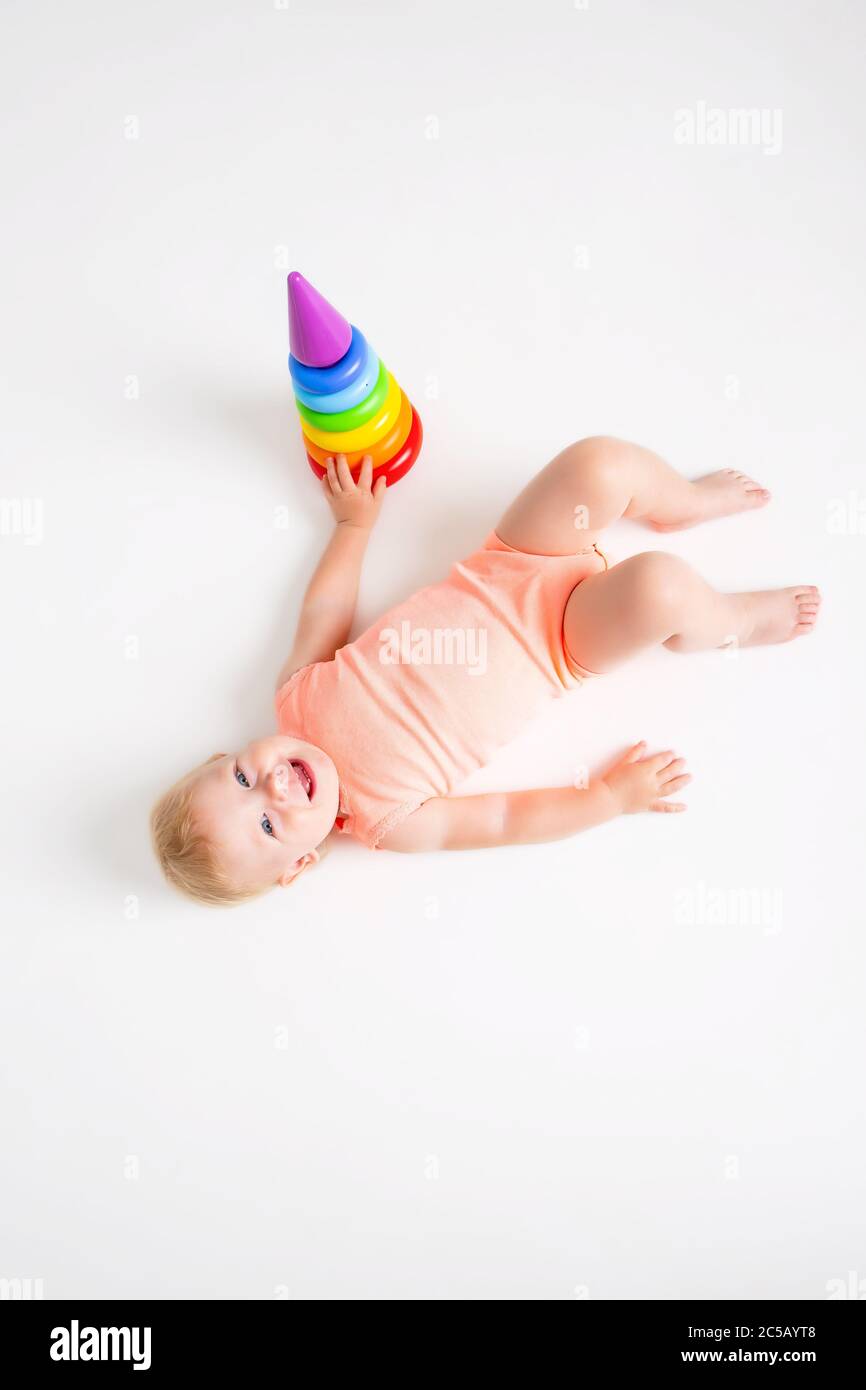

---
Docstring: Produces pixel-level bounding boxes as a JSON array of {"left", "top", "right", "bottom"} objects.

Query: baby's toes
[
  {"left": 740, "top": 474, "right": 770, "bottom": 499},
  {"left": 732, "top": 469, "right": 770, "bottom": 502},
  {"left": 741, "top": 489, "right": 771, "bottom": 511},
  {"left": 794, "top": 592, "right": 821, "bottom": 632},
  {"left": 796, "top": 587, "right": 821, "bottom": 618}
]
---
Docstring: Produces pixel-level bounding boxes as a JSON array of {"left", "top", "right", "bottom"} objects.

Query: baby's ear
[{"left": 277, "top": 848, "right": 320, "bottom": 888}]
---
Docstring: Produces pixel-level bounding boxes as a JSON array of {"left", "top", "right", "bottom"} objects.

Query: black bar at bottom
[{"left": 2, "top": 1298, "right": 862, "bottom": 1375}]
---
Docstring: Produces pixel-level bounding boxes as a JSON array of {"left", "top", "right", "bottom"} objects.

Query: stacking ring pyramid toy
[{"left": 288, "top": 271, "right": 423, "bottom": 487}]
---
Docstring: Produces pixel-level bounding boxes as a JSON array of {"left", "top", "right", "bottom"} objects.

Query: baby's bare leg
[
  {"left": 496, "top": 436, "right": 770, "bottom": 555},
  {"left": 564, "top": 552, "right": 820, "bottom": 674}
]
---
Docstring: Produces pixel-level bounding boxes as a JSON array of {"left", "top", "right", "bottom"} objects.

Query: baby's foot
[
  {"left": 735, "top": 586, "right": 822, "bottom": 647},
  {"left": 652, "top": 469, "right": 771, "bottom": 532}
]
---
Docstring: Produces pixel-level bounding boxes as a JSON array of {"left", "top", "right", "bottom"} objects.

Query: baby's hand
[
  {"left": 322, "top": 454, "right": 386, "bottom": 531},
  {"left": 602, "top": 741, "right": 691, "bottom": 814}
]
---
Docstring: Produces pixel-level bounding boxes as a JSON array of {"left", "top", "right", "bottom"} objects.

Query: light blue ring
[
  {"left": 293, "top": 338, "right": 380, "bottom": 413},
  {"left": 289, "top": 324, "right": 368, "bottom": 395}
]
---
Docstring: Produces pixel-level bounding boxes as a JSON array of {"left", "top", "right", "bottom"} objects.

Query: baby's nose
[{"left": 268, "top": 764, "right": 291, "bottom": 799}]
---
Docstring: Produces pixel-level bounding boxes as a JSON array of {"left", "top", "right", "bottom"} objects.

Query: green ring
[{"left": 296, "top": 358, "right": 389, "bottom": 433}]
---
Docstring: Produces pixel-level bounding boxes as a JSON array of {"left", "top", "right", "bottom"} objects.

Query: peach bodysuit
[{"left": 275, "top": 533, "right": 607, "bottom": 848}]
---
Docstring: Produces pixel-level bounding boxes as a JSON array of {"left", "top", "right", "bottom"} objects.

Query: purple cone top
[{"left": 287, "top": 271, "right": 352, "bottom": 368}]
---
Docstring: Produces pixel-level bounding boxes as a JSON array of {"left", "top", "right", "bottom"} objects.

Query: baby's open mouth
[{"left": 290, "top": 760, "right": 314, "bottom": 800}]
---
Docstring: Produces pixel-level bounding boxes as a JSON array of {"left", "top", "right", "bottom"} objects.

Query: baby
[{"left": 151, "top": 436, "right": 820, "bottom": 906}]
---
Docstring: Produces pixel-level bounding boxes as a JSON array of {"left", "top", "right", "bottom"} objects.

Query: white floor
[{"left": 2, "top": 0, "right": 865, "bottom": 1300}]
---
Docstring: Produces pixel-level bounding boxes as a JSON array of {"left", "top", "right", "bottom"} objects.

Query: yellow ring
[
  {"left": 301, "top": 371, "right": 402, "bottom": 452},
  {"left": 303, "top": 389, "right": 413, "bottom": 468}
]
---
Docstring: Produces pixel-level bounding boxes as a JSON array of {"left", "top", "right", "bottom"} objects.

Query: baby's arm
[
  {"left": 378, "top": 744, "right": 690, "bottom": 851},
  {"left": 276, "top": 455, "right": 385, "bottom": 690}
]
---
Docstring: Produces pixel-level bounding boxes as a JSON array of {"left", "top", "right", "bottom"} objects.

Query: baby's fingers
[
  {"left": 650, "top": 799, "right": 687, "bottom": 813},
  {"left": 358, "top": 454, "right": 373, "bottom": 491},
  {"left": 335, "top": 454, "right": 354, "bottom": 490},
  {"left": 324, "top": 456, "right": 341, "bottom": 493},
  {"left": 661, "top": 774, "right": 691, "bottom": 795},
  {"left": 646, "top": 750, "right": 675, "bottom": 771}
]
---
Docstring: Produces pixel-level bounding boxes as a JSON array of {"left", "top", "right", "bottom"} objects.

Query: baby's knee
[
  {"left": 560, "top": 435, "right": 630, "bottom": 494},
  {"left": 629, "top": 550, "right": 696, "bottom": 623},
  {"left": 566, "top": 435, "right": 625, "bottom": 466}
]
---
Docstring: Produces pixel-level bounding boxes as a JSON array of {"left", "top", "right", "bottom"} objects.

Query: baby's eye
[
  {"left": 261, "top": 815, "right": 275, "bottom": 837},
  {"left": 235, "top": 768, "right": 250, "bottom": 788}
]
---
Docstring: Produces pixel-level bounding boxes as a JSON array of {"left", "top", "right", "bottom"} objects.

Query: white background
[{"left": 2, "top": 0, "right": 865, "bottom": 1300}]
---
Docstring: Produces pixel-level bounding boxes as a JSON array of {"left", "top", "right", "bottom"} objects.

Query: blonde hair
[
  {"left": 150, "top": 755, "right": 330, "bottom": 908},
  {"left": 150, "top": 757, "right": 268, "bottom": 908}
]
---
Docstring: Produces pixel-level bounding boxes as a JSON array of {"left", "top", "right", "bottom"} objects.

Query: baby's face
[{"left": 191, "top": 735, "right": 340, "bottom": 891}]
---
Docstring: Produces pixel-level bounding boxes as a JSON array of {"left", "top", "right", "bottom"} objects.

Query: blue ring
[
  {"left": 293, "top": 338, "right": 380, "bottom": 413},
  {"left": 289, "top": 325, "right": 369, "bottom": 395}
]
